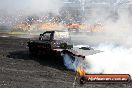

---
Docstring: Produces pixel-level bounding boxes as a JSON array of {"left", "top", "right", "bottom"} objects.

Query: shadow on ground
[{"left": 7, "top": 50, "right": 67, "bottom": 71}]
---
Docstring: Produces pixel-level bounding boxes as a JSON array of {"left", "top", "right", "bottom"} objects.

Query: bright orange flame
[{"left": 77, "top": 67, "right": 86, "bottom": 76}]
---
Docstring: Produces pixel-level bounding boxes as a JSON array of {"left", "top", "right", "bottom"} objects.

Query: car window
[
  {"left": 42, "top": 33, "right": 51, "bottom": 40},
  {"left": 54, "top": 31, "right": 69, "bottom": 40}
]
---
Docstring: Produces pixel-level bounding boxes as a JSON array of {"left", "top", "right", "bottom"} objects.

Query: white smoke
[
  {"left": 63, "top": 54, "right": 89, "bottom": 71},
  {"left": 63, "top": 54, "right": 75, "bottom": 70},
  {"left": 85, "top": 5, "right": 132, "bottom": 74},
  {"left": 64, "top": 44, "right": 132, "bottom": 76},
  {"left": 85, "top": 44, "right": 132, "bottom": 75},
  {"left": 63, "top": 1, "right": 132, "bottom": 76}
]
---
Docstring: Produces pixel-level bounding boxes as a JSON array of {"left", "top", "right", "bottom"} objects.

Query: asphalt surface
[{"left": 0, "top": 36, "right": 132, "bottom": 88}]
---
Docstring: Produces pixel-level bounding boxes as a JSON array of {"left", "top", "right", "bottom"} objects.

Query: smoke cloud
[
  {"left": 64, "top": 1, "right": 132, "bottom": 76},
  {"left": 63, "top": 54, "right": 89, "bottom": 71},
  {"left": 85, "top": 44, "right": 132, "bottom": 75},
  {"left": 83, "top": 8, "right": 132, "bottom": 75}
]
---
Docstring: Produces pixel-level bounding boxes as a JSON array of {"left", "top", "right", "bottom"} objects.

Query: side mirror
[
  {"left": 40, "top": 34, "right": 43, "bottom": 36},
  {"left": 39, "top": 34, "right": 43, "bottom": 40}
]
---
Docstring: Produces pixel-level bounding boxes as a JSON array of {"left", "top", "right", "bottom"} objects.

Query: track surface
[{"left": 0, "top": 36, "right": 132, "bottom": 88}]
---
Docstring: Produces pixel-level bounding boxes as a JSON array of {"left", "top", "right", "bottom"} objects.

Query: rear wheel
[{"left": 61, "top": 50, "right": 75, "bottom": 62}]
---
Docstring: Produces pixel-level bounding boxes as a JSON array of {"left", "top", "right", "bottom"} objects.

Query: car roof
[{"left": 44, "top": 30, "right": 68, "bottom": 33}]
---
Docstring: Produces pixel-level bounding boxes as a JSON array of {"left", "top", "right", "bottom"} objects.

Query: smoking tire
[{"left": 61, "top": 50, "right": 76, "bottom": 62}]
